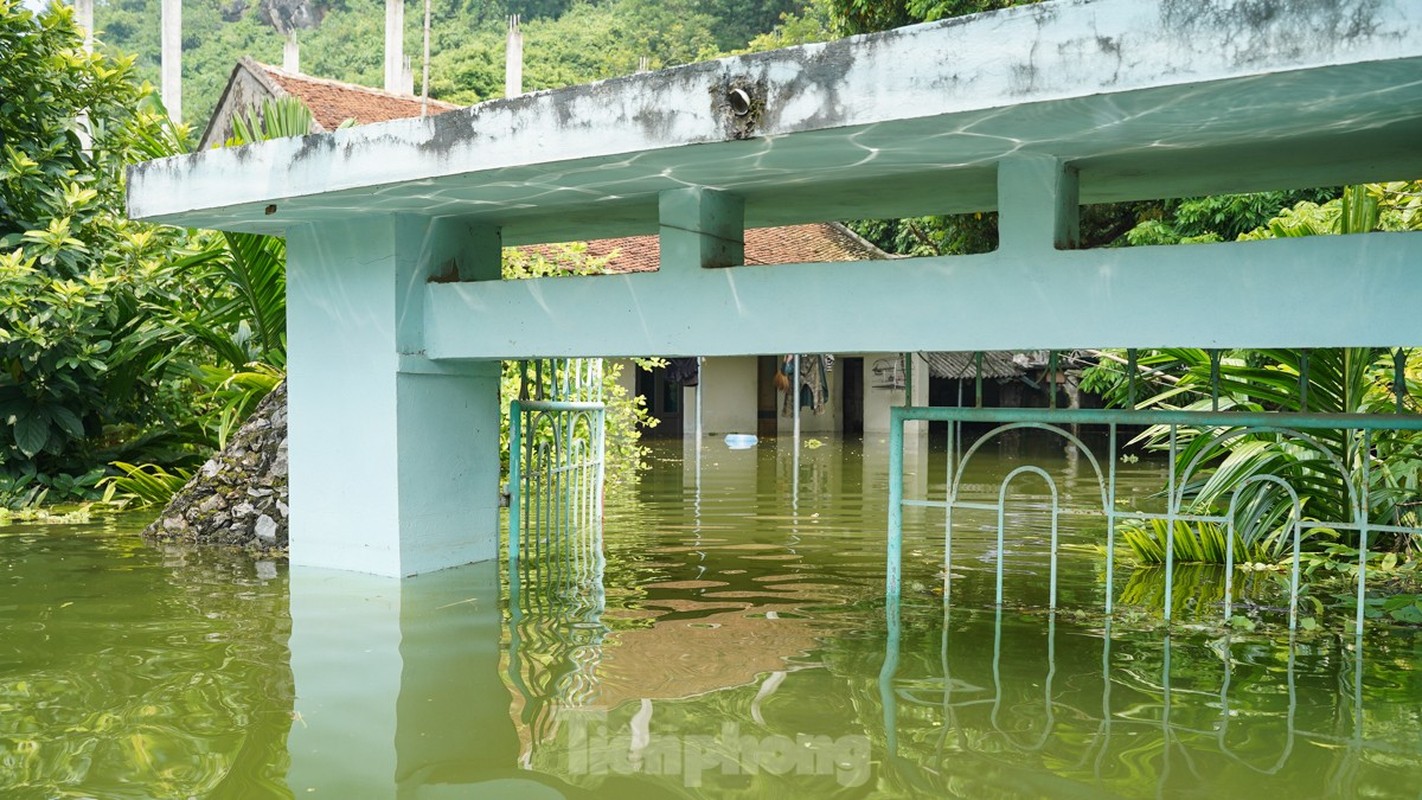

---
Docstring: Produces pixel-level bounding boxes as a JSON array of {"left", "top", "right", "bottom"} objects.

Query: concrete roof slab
[{"left": 128, "top": 0, "right": 1422, "bottom": 242}]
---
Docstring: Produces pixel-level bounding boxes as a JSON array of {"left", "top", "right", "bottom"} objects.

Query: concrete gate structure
[{"left": 128, "top": 0, "right": 1422, "bottom": 578}]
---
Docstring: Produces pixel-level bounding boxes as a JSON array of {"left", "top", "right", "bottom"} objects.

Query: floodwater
[{"left": 1, "top": 436, "right": 1419, "bottom": 798}]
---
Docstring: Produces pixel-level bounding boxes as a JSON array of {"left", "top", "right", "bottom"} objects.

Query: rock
[{"left": 143, "top": 381, "right": 290, "bottom": 554}]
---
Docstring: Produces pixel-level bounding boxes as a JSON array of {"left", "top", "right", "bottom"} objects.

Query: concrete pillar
[
  {"left": 285, "top": 216, "right": 503, "bottom": 577},
  {"left": 283, "top": 31, "right": 300, "bottom": 73},
  {"left": 384, "top": 0, "right": 404, "bottom": 95},
  {"left": 657, "top": 187, "right": 744, "bottom": 271},
  {"left": 161, "top": 0, "right": 181, "bottom": 122},
  {"left": 997, "top": 155, "right": 1079, "bottom": 254},
  {"left": 73, "top": 0, "right": 93, "bottom": 51},
  {"left": 504, "top": 15, "right": 523, "bottom": 98}
]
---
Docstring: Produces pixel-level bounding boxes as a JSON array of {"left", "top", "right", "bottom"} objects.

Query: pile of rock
[{"left": 144, "top": 381, "right": 289, "bottom": 553}]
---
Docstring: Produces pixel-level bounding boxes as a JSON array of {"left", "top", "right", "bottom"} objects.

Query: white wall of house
[
  {"left": 689, "top": 356, "right": 759, "bottom": 436},
  {"left": 859, "top": 353, "right": 929, "bottom": 435}
]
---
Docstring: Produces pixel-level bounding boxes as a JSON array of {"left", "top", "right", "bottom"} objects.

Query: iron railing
[{"left": 887, "top": 406, "right": 1422, "bottom": 632}]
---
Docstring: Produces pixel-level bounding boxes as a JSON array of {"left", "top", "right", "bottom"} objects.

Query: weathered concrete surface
[
  {"left": 146, "top": 382, "right": 289, "bottom": 553},
  {"left": 128, "top": 0, "right": 1422, "bottom": 244}
]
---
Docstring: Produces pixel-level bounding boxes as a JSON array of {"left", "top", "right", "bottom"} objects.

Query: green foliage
[
  {"left": 1119, "top": 518, "right": 1300, "bottom": 566},
  {"left": 1089, "top": 184, "right": 1422, "bottom": 575},
  {"left": 1092, "top": 184, "right": 1422, "bottom": 570},
  {"left": 99, "top": 461, "right": 193, "bottom": 509},
  {"left": 740, "top": 0, "right": 836, "bottom": 52},
  {"left": 0, "top": 4, "right": 223, "bottom": 502},
  {"left": 1123, "top": 189, "right": 1342, "bottom": 246},
  {"left": 822, "top": 0, "right": 1038, "bottom": 36},
  {"left": 197, "top": 362, "right": 285, "bottom": 450}
]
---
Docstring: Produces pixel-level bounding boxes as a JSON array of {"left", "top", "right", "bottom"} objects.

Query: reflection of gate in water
[
  {"left": 877, "top": 607, "right": 1382, "bottom": 797},
  {"left": 879, "top": 397, "right": 1422, "bottom": 795},
  {"left": 506, "top": 359, "right": 609, "bottom": 755}
]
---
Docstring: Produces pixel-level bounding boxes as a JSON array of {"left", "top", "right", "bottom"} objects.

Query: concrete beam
[
  {"left": 127, "top": 0, "right": 1422, "bottom": 241},
  {"left": 658, "top": 187, "right": 744, "bottom": 270},
  {"left": 423, "top": 232, "right": 1422, "bottom": 358}
]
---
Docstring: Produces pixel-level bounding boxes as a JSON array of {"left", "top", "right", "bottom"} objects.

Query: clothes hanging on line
[
  {"left": 781, "top": 354, "right": 833, "bottom": 416},
  {"left": 664, "top": 357, "right": 700, "bottom": 386}
]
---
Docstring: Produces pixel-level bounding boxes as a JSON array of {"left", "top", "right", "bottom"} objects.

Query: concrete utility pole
[
  {"left": 283, "top": 30, "right": 300, "bottom": 73},
  {"left": 420, "top": 0, "right": 430, "bottom": 115},
  {"left": 504, "top": 15, "right": 522, "bottom": 98},
  {"left": 384, "top": 0, "right": 404, "bottom": 94},
  {"left": 73, "top": 0, "right": 94, "bottom": 150},
  {"left": 161, "top": 0, "right": 181, "bottom": 122},
  {"left": 73, "top": 0, "right": 94, "bottom": 51}
]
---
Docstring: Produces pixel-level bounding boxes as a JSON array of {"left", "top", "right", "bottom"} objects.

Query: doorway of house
[
  {"left": 636, "top": 364, "right": 683, "bottom": 437},
  {"left": 842, "top": 357, "right": 864, "bottom": 435},
  {"left": 756, "top": 356, "right": 779, "bottom": 438}
]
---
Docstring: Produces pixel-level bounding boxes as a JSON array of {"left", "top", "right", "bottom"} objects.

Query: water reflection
[
  {"left": 3, "top": 438, "right": 1421, "bottom": 798},
  {"left": 287, "top": 562, "right": 601, "bottom": 798},
  {"left": 491, "top": 438, "right": 1421, "bottom": 798},
  {"left": 0, "top": 525, "right": 292, "bottom": 799}
]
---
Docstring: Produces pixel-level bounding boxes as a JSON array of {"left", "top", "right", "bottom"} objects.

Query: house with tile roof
[
  {"left": 201, "top": 58, "right": 1065, "bottom": 439},
  {"left": 198, "top": 56, "right": 461, "bottom": 149}
]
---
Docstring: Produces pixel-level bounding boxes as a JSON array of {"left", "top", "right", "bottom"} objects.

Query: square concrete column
[
  {"left": 658, "top": 187, "right": 744, "bottom": 271},
  {"left": 997, "top": 155, "right": 1080, "bottom": 255},
  {"left": 286, "top": 215, "right": 503, "bottom": 576}
]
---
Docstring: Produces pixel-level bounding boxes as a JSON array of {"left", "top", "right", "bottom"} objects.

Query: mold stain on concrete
[{"left": 1159, "top": 0, "right": 1387, "bottom": 67}]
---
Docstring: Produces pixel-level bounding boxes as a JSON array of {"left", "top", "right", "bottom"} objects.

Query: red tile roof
[
  {"left": 257, "top": 62, "right": 461, "bottom": 130},
  {"left": 523, "top": 222, "right": 888, "bottom": 273}
]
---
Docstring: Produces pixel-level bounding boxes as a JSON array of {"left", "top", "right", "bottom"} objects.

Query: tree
[
  {"left": 823, "top": 0, "right": 1038, "bottom": 36},
  {"left": 0, "top": 2, "right": 219, "bottom": 503}
]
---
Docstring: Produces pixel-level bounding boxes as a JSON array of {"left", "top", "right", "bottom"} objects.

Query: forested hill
[{"left": 94, "top": 0, "right": 814, "bottom": 129}]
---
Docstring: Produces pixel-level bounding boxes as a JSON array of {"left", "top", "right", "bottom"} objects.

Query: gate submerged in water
[
  {"left": 506, "top": 358, "right": 610, "bottom": 743},
  {"left": 885, "top": 399, "right": 1422, "bottom": 632},
  {"left": 507, "top": 358, "right": 607, "bottom": 574}
]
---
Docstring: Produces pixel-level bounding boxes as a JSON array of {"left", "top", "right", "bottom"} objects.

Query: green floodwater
[{"left": 2, "top": 435, "right": 1420, "bottom": 798}]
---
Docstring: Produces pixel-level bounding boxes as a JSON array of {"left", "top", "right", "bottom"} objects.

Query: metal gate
[{"left": 506, "top": 358, "right": 609, "bottom": 752}]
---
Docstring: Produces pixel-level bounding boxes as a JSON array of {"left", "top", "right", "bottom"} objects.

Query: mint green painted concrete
[
  {"left": 997, "top": 156, "right": 1079, "bottom": 254},
  {"left": 126, "top": 0, "right": 1422, "bottom": 574},
  {"left": 287, "top": 217, "right": 501, "bottom": 576},
  {"left": 425, "top": 229, "right": 1422, "bottom": 359},
  {"left": 658, "top": 187, "right": 745, "bottom": 270}
]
